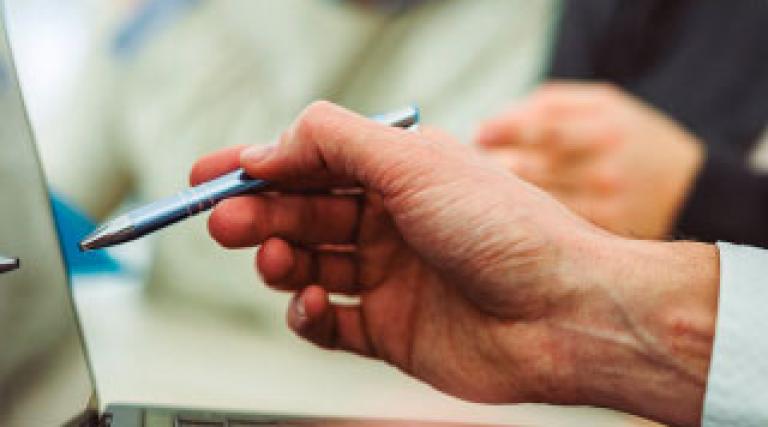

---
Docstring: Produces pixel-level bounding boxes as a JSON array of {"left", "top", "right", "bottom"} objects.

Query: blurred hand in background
[{"left": 475, "top": 82, "right": 704, "bottom": 240}]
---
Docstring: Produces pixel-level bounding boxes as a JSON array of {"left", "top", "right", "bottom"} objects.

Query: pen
[
  {"left": 0, "top": 254, "right": 19, "bottom": 273},
  {"left": 79, "top": 105, "right": 420, "bottom": 251}
]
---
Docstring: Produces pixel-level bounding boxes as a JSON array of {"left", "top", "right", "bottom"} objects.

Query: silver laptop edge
[{"left": 0, "top": 2, "right": 100, "bottom": 425}]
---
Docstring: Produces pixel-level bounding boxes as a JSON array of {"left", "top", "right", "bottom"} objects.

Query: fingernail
[
  {"left": 240, "top": 145, "right": 274, "bottom": 165},
  {"left": 292, "top": 293, "right": 308, "bottom": 330}
]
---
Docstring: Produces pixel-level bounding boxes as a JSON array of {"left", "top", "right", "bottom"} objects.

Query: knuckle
[
  {"left": 304, "top": 99, "right": 336, "bottom": 118},
  {"left": 295, "top": 100, "right": 335, "bottom": 142}
]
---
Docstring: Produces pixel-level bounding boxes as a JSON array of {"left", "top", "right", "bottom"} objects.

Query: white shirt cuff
[{"left": 703, "top": 242, "right": 768, "bottom": 426}]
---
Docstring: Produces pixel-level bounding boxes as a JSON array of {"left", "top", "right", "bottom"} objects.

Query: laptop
[{"left": 0, "top": 5, "right": 506, "bottom": 427}]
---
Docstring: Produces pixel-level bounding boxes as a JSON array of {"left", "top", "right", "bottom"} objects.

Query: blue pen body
[
  {"left": 127, "top": 105, "right": 419, "bottom": 238},
  {"left": 126, "top": 169, "right": 268, "bottom": 239},
  {"left": 80, "top": 105, "right": 419, "bottom": 250}
]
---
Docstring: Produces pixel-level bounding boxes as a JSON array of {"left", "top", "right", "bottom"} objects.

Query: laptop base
[{"left": 94, "top": 404, "right": 502, "bottom": 427}]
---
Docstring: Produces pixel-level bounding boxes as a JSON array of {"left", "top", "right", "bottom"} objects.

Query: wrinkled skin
[{"left": 191, "top": 101, "right": 717, "bottom": 426}]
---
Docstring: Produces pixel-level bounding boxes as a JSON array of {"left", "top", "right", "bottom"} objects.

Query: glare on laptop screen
[{"left": 0, "top": 7, "right": 96, "bottom": 426}]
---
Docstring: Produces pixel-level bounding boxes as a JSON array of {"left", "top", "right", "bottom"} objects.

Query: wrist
[{"left": 558, "top": 236, "right": 719, "bottom": 425}]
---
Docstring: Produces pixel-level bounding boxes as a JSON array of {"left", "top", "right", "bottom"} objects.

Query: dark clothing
[{"left": 549, "top": 0, "right": 768, "bottom": 246}]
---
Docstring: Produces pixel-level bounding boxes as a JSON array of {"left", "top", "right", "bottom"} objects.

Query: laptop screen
[{"left": 0, "top": 6, "right": 97, "bottom": 426}]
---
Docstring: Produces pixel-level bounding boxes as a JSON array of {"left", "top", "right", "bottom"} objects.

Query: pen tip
[{"left": 78, "top": 215, "right": 133, "bottom": 251}]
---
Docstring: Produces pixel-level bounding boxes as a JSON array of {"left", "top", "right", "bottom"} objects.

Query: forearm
[{"left": 560, "top": 238, "right": 719, "bottom": 426}]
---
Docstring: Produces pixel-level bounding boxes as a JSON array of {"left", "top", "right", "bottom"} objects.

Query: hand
[
  {"left": 191, "top": 101, "right": 718, "bottom": 426},
  {"left": 476, "top": 82, "right": 704, "bottom": 239}
]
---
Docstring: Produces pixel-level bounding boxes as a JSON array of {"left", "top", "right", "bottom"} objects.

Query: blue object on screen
[{"left": 50, "top": 193, "right": 122, "bottom": 276}]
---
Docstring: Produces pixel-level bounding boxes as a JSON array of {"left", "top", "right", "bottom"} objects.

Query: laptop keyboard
[
  {"left": 175, "top": 417, "right": 295, "bottom": 426},
  {"left": 173, "top": 415, "right": 465, "bottom": 426},
  {"left": 142, "top": 409, "right": 489, "bottom": 426},
  {"left": 175, "top": 417, "right": 296, "bottom": 426},
  {"left": 129, "top": 405, "right": 502, "bottom": 427}
]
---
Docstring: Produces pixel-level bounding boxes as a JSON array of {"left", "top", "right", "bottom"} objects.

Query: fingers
[
  {"left": 287, "top": 285, "right": 374, "bottom": 357},
  {"left": 239, "top": 101, "right": 427, "bottom": 195},
  {"left": 257, "top": 237, "right": 358, "bottom": 294},
  {"left": 475, "top": 105, "right": 532, "bottom": 148},
  {"left": 480, "top": 139, "right": 572, "bottom": 189},
  {"left": 478, "top": 109, "right": 614, "bottom": 154},
  {"left": 544, "top": 118, "right": 618, "bottom": 155},
  {"left": 189, "top": 145, "right": 249, "bottom": 186},
  {"left": 483, "top": 147, "right": 549, "bottom": 181},
  {"left": 208, "top": 194, "right": 360, "bottom": 248},
  {"left": 476, "top": 82, "right": 622, "bottom": 154},
  {"left": 531, "top": 81, "right": 621, "bottom": 111}
]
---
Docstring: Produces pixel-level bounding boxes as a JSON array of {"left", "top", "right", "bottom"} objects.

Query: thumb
[{"left": 239, "top": 101, "right": 428, "bottom": 193}]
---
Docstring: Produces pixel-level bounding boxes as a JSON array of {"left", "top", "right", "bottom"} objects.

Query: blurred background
[
  {"left": 11, "top": 0, "right": 768, "bottom": 426},
  {"left": 7, "top": 0, "right": 633, "bottom": 425}
]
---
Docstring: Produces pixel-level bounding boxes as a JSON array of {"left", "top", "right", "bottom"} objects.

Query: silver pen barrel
[
  {"left": 80, "top": 105, "right": 419, "bottom": 251},
  {"left": 127, "top": 170, "right": 269, "bottom": 236},
  {"left": 80, "top": 170, "right": 268, "bottom": 250}
]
